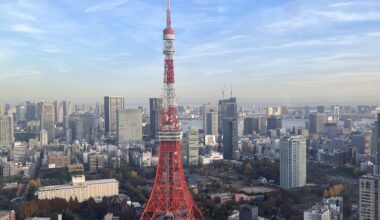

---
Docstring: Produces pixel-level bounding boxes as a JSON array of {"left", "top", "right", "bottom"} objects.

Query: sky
[{"left": 1, "top": 0, "right": 380, "bottom": 105}]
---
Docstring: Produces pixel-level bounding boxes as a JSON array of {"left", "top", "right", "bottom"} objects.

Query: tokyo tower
[{"left": 140, "top": 0, "right": 204, "bottom": 219}]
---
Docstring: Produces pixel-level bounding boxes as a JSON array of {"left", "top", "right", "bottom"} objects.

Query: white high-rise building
[
  {"left": 0, "top": 115, "right": 14, "bottom": 148},
  {"left": 359, "top": 174, "right": 380, "bottom": 220},
  {"left": 280, "top": 136, "right": 307, "bottom": 189},
  {"left": 117, "top": 109, "right": 142, "bottom": 143},
  {"left": 187, "top": 126, "right": 199, "bottom": 167},
  {"left": 40, "top": 102, "right": 55, "bottom": 143},
  {"left": 304, "top": 205, "right": 331, "bottom": 220}
]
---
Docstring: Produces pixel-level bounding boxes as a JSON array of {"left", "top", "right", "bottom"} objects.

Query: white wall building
[
  {"left": 38, "top": 175, "right": 119, "bottom": 202},
  {"left": 280, "top": 136, "right": 307, "bottom": 189}
]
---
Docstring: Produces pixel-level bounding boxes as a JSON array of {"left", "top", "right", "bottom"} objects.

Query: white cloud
[
  {"left": 316, "top": 11, "right": 380, "bottom": 22},
  {"left": 85, "top": 0, "right": 129, "bottom": 13},
  {"left": 12, "top": 24, "right": 41, "bottom": 33}
]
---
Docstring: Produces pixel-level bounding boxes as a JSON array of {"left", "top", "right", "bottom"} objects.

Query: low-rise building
[{"left": 38, "top": 175, "right": 118, "bottom": 202}]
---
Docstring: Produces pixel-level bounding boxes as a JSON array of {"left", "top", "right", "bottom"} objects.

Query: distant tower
[
  {"left": 141, "top": 1, "right": 204, "bottom": 219},
  {"left": 40, "top": 101, "right": 55, "bottom": 143}
]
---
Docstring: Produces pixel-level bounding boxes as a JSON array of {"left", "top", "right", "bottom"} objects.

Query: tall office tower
[
  {"left": 206, "top": 111, "right": 218, "bottom": 136},
  {"left": 203, "top": 104, "right": 218, "bottom": 135},
  {"left": 15, "top": 105, "right": 26, "bottom": 122},
  {"left": 309, "top": 113, "right": 327, "bottom": 134},
  {"left": 0, "top": 115, "right": 14, "bottom": 147},
  {"left": 40, "top": 101, "right": 55, "bottom": 143},
  {"left": 52, "top": 101, "right": 58, "bottom": 123},
  {"left": 267, "top": 115, "right": 282, "bottom": 130},
  {"left": 187, "top": 126, "right": 199, "bottom": 167},
  {"left": 218, "top": 97, "right": 238, "bottom": 133},
  {"left": 104, "top": 96, "right": 124, "bottom": 139},
  {"left": 304, "top": 106, "right": 310, "bottom": 119},
  {"left": 223, "top": 118, "right": 239, "bottom": 160},
  {"left": 280, "top": 136, "right": 307, "bottom": 189},
  {"left": 317, "top": 105, "right": 325, "bottom": 113},
  {"left": 243, "top": 117, "right": 254, "bottom": 135},
  {"left": 117, "top": 109, "right": 142, "bottom": 144},
  {"left": 149, "top": 98, "right": 162, "bottom": 138},
  {"left": 239, "top": 204, "right": 258, "bottom": 220},
  {"left": 36, "top": 102, "right": 43, "bottom": 121},
  {"left": 69, "top": 112, "right": 98, "bottom": 144},
  {"left": 26, "top": 101, "right": 36, "bottom": 121},
  {"left": 142, "top": 1, "right": 204, "bottom": 218},
  {"left": 58, "top": 100, "right": 72, "bottom": 126}
]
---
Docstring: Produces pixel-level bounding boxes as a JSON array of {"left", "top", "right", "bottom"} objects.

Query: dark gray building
[
  {"left": 239, "top": 204, "right": 258, "bottom": 220},
  {"left": 218, "top": 97, "right": 238, "bottom": 133},
  {"left": 222, "top": 118, "right": 238, "bottom": 160},
  {"left": 267, "top": 115, "right": 282, "bottom": 130},
  {"left": 26, "top": 101, "right": 36, "bottom": 121},
  {"left": 104, "top": 96, "right": 124, "bottom": 139},
  {"left": 149, "top": 98, "right": 162, "bottom": 138},
  {"left": 317, "top": 105, "right": 325, "bottom": 113}
]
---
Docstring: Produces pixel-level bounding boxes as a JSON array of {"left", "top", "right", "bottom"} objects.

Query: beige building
[
  {"left": 38, "top": 175, "right": 118, "bottom": 202},
  {"left": 0, "top": 210, "right": 15, "bottom": 220},
  {"left": 359, "top": 174, "right": 380, "bottom": 220}
]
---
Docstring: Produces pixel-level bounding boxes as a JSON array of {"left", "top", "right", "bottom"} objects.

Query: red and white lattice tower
[{"left": 140, "top": 0, "right": 204, "bottom": 219}]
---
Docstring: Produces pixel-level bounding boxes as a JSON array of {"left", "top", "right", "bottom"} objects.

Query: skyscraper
[
  {"left": 58, "top": 100, "right": 72, "bottom": 127},
  {"left": 280, "top": 136, "right": 306, "bottom": 189},
  {"left": 0, "top": 115, "right": 14, "bottom": 147},
  {"left": 187, "top": 126, "right": 199, "bottom": 167},
  {"left": 243, "top": 117, "right": 254, "bottom": 135},
  {"left": 267, "top": 115, "right": 282, "bottom": 130},
  {"left": 40, "top": 101, "right": 55, "bottom": 143},
  {"left": 218, "top": 97, "right": 238, "bottom": 133},
  {"left": 15, "top": 105, "right": 26, "bottom": 122},
  {"left": 309, "top": 113, "right": 327, "bottom": 134},
  {"left": 69, "top": 112, "right": 98, "bottom": 144},
  {"left": 203, "top": 104, "right": 218, "bottom": 136},
  {"left": 117, "top": 109, "right": 142, "bottom": 143},
  {"left": 26, "top": 101, "right": 37, "bottom": 121},
  {"left": 141, "top": 1, "right": 204, "bottom": 218},
  {"left": 104, "top": 96, "right": 124, "bottom": 139},
  {"left": 149, "top": 98, "right": 162, "bottom": 138},
  {"left": 223, "top": 118, "right": 238, "bottom": 160},
  {"left": 317, "top": 105, "right": 325, "bottom": 113},
  {"left": 358, "top": 113, "right": 380, "bottom": 220}
]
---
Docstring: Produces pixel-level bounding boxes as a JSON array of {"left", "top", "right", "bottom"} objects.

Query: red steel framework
[{"left": 140, "top": 0, "right": 204, "bottom": 219}]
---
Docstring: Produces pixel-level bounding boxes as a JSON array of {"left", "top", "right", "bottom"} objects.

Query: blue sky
[{"left": 1, "top": 0, "right": 380, "bottom": 105}]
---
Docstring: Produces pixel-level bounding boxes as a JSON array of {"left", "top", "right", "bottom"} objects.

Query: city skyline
[{"left": 1, "top": 0, "right": 380, "bottom": 104}]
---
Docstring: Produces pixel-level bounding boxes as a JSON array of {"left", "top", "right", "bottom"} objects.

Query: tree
[{"left": 19, "top": 201, "right": 38, "bottom": 220}]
